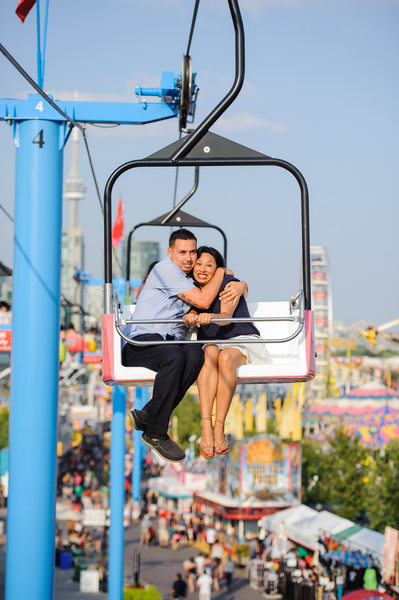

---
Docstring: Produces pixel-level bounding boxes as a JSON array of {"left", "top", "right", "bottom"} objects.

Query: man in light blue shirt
[
  {"left": 124, "top": 256, "right": 195, "bottom": 341},
  {"left": 123, "top": 229, "right": 232, "bottom": 463}
]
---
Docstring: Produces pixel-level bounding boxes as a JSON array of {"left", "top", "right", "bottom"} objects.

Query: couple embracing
[{"left": 123, "top": 229, "right": 267, "bottom": 463}]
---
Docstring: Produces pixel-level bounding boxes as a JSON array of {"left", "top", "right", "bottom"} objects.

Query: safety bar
[
  {"left": 115, "top": 320, "right": 304, "bottom": 347},
  {"left": 113, "top": 290, "right": 305, "bottom": 346}
]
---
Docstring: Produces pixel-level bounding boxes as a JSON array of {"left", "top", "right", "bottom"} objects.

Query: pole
[
  {"left": 132, "top": 387, "right": 149, "bottom": 503},
  {"left": 108, "top": 386, "right": 126, "bottom": 600},
  {"left": 5, "top": 119, "right": 63, "bottom": 599}
]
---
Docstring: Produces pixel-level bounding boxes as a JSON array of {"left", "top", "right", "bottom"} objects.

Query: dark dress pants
[{"left": 122, "top": 334, "right": 204, "bottom": 438}]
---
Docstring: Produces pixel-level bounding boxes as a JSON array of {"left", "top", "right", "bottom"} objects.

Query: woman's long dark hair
[{"left": 196, "top": 246, "right": 225, "bottom": 268}]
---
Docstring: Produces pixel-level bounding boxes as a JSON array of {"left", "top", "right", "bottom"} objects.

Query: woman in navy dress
[{"left": 192, "top": 247, "right": 268, "bottom": 459}]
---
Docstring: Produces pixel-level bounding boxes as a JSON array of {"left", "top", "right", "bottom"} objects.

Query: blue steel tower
[{"left": 0, "top": 8, "right": 197, "bottom": 596}]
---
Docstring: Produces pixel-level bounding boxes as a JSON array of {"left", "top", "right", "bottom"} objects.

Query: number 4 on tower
[{"left": 32, "top": 129, "right": 45, "bottom": 148}]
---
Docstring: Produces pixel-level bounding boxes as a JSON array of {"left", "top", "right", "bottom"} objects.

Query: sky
[{"left": 0, "top": 0, "right": 398, "bottom": 329}]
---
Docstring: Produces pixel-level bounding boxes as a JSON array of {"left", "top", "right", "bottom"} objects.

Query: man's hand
[
  {"left": 219, "top": 280, "right": 248, "bottom": 307},
  {"left": 182, "top": 310, "right": 198, "bottom": 329}
]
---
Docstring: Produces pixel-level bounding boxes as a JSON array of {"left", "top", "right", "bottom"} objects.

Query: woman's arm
[{"left": 178, "top": 268, "right": 233, "bottom": 309}]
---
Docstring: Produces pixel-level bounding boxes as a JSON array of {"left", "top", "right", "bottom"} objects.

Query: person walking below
[
  {"left": 197, "top": 568, "right": 213, "bottom": 600},
  {"left": 171, "top": 573, "right": 187, "bottom": 600},
  {"left": 224, "top": 554, "right": 234, "bottom": 591}
]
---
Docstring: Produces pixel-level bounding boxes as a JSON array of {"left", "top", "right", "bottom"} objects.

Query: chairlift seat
[{"left": 102, "top": 301, "right": 315, "bottom": 386}]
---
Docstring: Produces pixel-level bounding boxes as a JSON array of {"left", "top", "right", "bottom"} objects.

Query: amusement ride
[{"left": 0, "top": 1, "right": 317, "bottom": 598}]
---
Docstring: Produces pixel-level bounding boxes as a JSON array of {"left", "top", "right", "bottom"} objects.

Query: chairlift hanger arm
[
  {"left": 171, "top": 0, "right": 245, "bottom": 162},
  {"left": 103, "top": 0, "right": 310, "bottom": 311},
  {"left": 161, "top": 165, "right": 199, "bottom": 224},
  {"left": 104, "top": 156, "right": 311, "bottom": 311}
]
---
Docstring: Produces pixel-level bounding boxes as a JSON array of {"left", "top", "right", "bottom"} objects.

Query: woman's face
[{"left": 193, "top": 252, "right": 217, "bottom": 286}]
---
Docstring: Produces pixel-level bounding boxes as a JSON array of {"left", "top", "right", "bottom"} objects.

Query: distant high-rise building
[
  {"left": 129, "top": 240, "right": 160, "bottom": 281},
  {"left": 308, "top": 246, "right": 333, "bottom": 402},
  {"left": 61, "top": 127, "right": 86, "bottom": 330},
  {"left": 85, "top": 239, "right": 161, "bottom": 326},
  {"left": 0, "top": 262, "right": 12, "bottom": 306}
]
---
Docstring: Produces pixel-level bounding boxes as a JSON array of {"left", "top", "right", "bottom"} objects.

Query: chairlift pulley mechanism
[{"left": 179, "top": 54, "right": 194, "bottom": 132}]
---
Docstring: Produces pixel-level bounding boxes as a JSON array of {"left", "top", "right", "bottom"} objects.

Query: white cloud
[{"left": 214, "top": 112, "right": 287, "bottom": 134}]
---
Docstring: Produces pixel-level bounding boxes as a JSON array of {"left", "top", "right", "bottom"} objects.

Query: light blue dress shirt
[{"left": 124, "top": 257, "right": 195, "bottom": 340}]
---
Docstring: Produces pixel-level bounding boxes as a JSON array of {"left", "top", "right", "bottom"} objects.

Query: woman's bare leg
[
  {"left": 214, "top": 348, "right": 246, "bottom": 452},
  {"left": 197, "top": 344, "right": 221, "bottom": 456}
]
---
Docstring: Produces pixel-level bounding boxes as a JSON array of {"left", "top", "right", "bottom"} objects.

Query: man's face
[{"left": 168, "top": 238, "right": 197, "bottom": 274}]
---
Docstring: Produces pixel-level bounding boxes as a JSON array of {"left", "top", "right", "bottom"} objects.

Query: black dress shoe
[
  {"left": 141, "top": 433, "right": 185, "bottom": 463},
  {"left": 129, "top": 408, "right": 150, "bottom": 431}
]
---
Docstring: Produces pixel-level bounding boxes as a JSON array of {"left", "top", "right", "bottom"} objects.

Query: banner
[
  {"left": 0, "top": 328, "right": 11, "bottom": 352},
  {"left": 382, "top": 526, "right": 399, "bottom": 584}
]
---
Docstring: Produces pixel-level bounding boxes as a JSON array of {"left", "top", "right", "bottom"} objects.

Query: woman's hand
[
  {"left": 196, "top": 312, "right": 214, "bottom": 326},
  {"left": 219, "top": 280, "right": 248, "bottom": 307}
]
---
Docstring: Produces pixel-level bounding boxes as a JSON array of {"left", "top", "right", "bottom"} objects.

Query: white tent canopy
[
  {"left": 344, "top": 528, "right": 385, "bottom": 561},
  {"left": 262, "top": 504, "right": 383, "bottom": 558}
]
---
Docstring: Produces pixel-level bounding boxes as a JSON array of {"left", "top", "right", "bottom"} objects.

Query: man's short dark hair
[
  {"left": 0, "top": 301, "right": 10, "bottom": 311},
  {"left": 169, "top": 229, "right": 197, "bottom": 248}
]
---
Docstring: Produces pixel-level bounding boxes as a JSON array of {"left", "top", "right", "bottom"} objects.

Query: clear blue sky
[{"left": 0, "top": 0, "right": 398, "bottom": 328}]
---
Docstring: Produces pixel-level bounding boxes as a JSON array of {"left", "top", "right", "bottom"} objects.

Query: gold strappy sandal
[
  {"left": 214, "top": 419, "right": 230, "bottom": 455},
  {"left": 199, "top": 416, "right": 215, "bottom": 459}
]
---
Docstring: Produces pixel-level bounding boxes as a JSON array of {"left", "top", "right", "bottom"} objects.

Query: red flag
[
  {"left": 16, "top": 0, "right": 36, "bottom": 22},
  {"left": 112, "top": 196, "right": 124, "bottom": 247}
]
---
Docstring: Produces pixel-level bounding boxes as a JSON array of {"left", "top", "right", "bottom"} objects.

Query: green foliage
[
  {"left": 301, "top": 438, "right": 326, "bottom": 507},
  {"left": 123, "top": 585, "right": 161, "bottom": 600},
  {"left": 302, "top": 429, "right": 371, "bottom": 523},
  {"left": 0, "top": 408, "right": 9, "bottom": 449},
  {"left": 369, "top": 440, "right": 399, "bottom": 531},
  {"left": 266, "top": 419, "right": 279, "bottom": 436},
  {"left": 173, "top": 393, "right": 202, "bottom": 450},
  {"left": 323, "top": 428, "right": 369, "bottom": 521},
  {"left": 333, "top": 347, "right": 399, "bottom": 358}
]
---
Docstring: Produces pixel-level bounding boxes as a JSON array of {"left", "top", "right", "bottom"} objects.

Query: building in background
[
  {"left": 308, "top": 246, "right": 333, "bottom": 403},
  {"left": 61, "top": 128, "right": 86, "bottom": 331},
  {"left": 128, "top": 240, "right": 160, "bottom": 281},
  {"left": 0, "top": 262, "right": 12, "bottom": 306}
]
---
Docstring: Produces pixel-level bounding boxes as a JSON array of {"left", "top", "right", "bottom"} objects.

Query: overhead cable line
[
  {"left": 0, "top": 42, "right": 104, "bottom": 216},
  {"left": 171, "top": 1, "right": 199, "bottom": 214},
  {"left": 0, "top": 203, "right": 14, "bottom": 223},
  {"left": 186, "top": 0, "right": 200, "bottom": 56},
  {"left": 0, "top": 43, "right": 127, "bottom": 274}
]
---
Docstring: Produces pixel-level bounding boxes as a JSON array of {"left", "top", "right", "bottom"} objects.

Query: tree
[
  {"left": 173, "top": 393, "right": 202, "bottom": 450},
  {"left": 369, "top": 440, "right": 399, "bottom": 531},
  {"left": 301, "top": 438, "right": 327, "bottom": 507},
  {"left": 324, "top": 428, "right": 370, "bottom": 521},
  {"left": 301, "top": 429, "right": 370, "bottom": 522},
  {"left": 0, "top": 408, "right": 9, "bottom": 449}
]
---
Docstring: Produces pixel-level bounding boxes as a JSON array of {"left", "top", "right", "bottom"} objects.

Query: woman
[{"left": 192, "top": 246, "right": 268, "bottom": 459}]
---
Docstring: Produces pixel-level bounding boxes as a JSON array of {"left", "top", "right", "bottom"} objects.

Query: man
[
  {"left": 224, "top": 554, "right": 234, "bottom": 591},
  {"left": 123, "top": 229, "right": 242, "bottom": 463},
  {"left": 171, "top": 573, "right": 187, "bottom": 600},
  {"left": 197, "top": 568, "right": 213, "bottom": 600}
]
